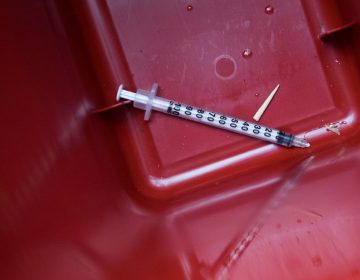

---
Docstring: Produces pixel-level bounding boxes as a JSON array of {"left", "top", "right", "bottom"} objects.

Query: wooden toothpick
[{"left": 253, "top": 84, "right": 280, "bottom": 121}]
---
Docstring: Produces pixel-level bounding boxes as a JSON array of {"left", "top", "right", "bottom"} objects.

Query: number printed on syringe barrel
[{"left": 166, "top": 100, "right": 295, "bottom": 147}]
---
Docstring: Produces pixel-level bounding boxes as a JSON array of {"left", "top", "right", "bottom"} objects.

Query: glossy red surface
[
  {"left": 1, "top": 0, "right": 360, "bottom": 279},
  {"left": 70, "top": 0, "right": 360, "bottom": 198}
]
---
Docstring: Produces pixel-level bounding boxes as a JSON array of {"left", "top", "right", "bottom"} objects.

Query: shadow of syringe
[{"left": 200, "top": 155, "right": 314, "bottom": 280}]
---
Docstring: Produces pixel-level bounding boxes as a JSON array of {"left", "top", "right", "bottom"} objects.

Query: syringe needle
[
  {"left": 116, "top": 83, "right": 311, "bottom": 149},
  {"left": 291, "top": 137, "right": 311, "bottom": 148}
]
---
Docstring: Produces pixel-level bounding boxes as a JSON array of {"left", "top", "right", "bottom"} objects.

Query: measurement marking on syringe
[
  {"left": 116, "top": 83, "right": 310, "bottom": 148},
  {"left": 167, "top": 101, "right": 278, "bottom": 139}
]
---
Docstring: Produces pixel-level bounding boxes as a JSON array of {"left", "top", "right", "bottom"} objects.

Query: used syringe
[{"left": 116, "top": 83, "right": 310, "bottom": 148}]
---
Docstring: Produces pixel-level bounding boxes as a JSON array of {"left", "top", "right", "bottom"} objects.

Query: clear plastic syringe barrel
[
  {"left": 117, "top": 85, "right": 295, "bottom": 147},
  {"left": 163, "top": 99, "right": 294, "bottom": 147}
]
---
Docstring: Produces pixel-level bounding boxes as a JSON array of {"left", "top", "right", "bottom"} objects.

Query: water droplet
[
  {"left": 242, "top": 48, "right": 253, "bottom": 58},
  {"left": 186, "top": 5, "right": 193, "bottom": 11},
  {"left": 255, "top": 93, "right": 260, "bottom": 97},
  {"left": 265, "top": 5, "right": 274, "bottom": 15},
  {"left": 340, "top": 121, "right": 347, "bottom": 125}
]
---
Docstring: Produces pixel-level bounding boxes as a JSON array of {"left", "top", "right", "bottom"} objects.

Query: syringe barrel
[
  {"left": 151, "top": 96, "right": 294, "bottom": 147},
  {"left": 117, "top": 85, "right": 299, "bottom": 148}
]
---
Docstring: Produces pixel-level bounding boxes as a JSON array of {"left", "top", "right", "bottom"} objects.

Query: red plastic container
[{"left": 1, "top": 0, "right": 360, "bottom": 279}]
